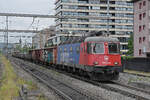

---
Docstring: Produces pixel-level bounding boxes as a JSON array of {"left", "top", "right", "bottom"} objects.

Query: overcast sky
[{"left": 0, "top": 0, "right": 55, "bottom": 43}]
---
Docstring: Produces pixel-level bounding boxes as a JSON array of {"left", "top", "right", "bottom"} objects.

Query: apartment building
[
  {"left": 55, "top": 0, "right": 133, "bottom": 54},
  {"left": 132, "top": 0, "right": 150, "bottom": 58}
]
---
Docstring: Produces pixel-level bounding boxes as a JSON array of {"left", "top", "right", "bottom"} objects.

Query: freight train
[{"left": 13, "top": 34, "right": 122, "bottom": 81}]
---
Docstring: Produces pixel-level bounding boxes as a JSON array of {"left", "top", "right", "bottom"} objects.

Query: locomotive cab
[
  {"left": 80, "top": 37, "right": 122, "bottom": 81},
  {"left": 86, "top": 42, "right": 121, "bottom": 67},
  {"left": 82, "top": 37, "right": 122, "bottom": 67}
]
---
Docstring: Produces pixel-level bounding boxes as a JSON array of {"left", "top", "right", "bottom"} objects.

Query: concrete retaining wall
[{"left": 122, "top": 58, "right": 150, "bottom": 72}]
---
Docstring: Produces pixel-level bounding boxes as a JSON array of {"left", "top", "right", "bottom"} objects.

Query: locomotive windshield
[
  {"left": 93, "top": 43, "right": 104, "bottom": 54},
  {"left": 108, "top": 43, "right": 120, "bottom": 54},
  {"left": 87, "top": 43, "right": 104, "bottom": 54}
]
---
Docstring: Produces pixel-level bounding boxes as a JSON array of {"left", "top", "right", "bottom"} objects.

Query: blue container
[{"left": 57, "top": 43, "right": 81, "bottom": 65}]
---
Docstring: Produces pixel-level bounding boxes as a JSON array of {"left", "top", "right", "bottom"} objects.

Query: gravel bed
[
  {"left": 129, "top": 82, "right": 150, "bottom": 91},
  {"left": 20, "top": 59, "right": 135, "bottom": 100},
  {"left": 118, "top": 73, "right": 150, "bottom": 90},
  {"left": 10, "top": 58, "right": 62, "bottom": 100},
  {"left": 106, "top": 83, "right": 150, "bottom": 99}
]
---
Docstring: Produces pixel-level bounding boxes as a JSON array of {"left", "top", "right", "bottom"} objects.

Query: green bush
[{"left": 121, "top": 56, "right": 134, "bottom": 60}]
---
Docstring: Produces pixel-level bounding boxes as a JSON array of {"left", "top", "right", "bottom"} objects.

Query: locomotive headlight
[
  {"left": 104, "top": 56, "right": 109, "bottom": 61},
  {"left": 94, "top": 61, "right": 99, "bottom": 65},
  {"left": 114, "top": 62, "right": 118, "bottom": 65}
]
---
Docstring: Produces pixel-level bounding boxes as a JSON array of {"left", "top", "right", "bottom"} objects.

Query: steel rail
[
  {"left": 65, "top": 72, "right": 150, "bottom": 100},
  {"left": 12, "top": 59, "right": 72, "bottom": 100},
  {"left": 123, "top": 72, "right": 150, "bottom": 78},
  {"left": 12, "top": 56, "right": 150, "bottom": 100},
  {"left": 42, "top": 65, "right": 150, "bottom": 100},
  {"left": 112, "top": 81, "right": 150, "bottom": 95},
  {"left": 12, "top": 58, "right": 97, "bottom": 100}
]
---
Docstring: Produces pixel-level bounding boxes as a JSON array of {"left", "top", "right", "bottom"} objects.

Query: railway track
[
  {"left": 123, "top": 71, "right": 150, "bottom": 78},
  {"left": 12, "top": 57, "right": 103, "bottom": 100},
  {"left": 73, "top": 76, "right": 150, "bottom": 100},
  {"left": 112, "top": 81, "right": 150, "bottom": 95},
  {"left": 12, "top": 57, "right": 150, "bottom": 100},
  {"left": 102, "top": 82, "right": 150, "bottom": 100}
]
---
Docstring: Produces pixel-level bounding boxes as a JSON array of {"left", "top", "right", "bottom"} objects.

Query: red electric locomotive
[{"left": 79, "top": 37, "right": 122, "bottom": 81}]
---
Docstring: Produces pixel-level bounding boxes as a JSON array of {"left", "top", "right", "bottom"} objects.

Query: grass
[
  {"left": 0, "top": 55, "right": 19, "bottom": 100},
  {"left": 0, "top": 55, "right": 39, "bottom": 100},
  {"left": 17, "top": 78, "right": 38, "bottom": 90},
  {"left": 121, "top": 56, "right": 134, "bottom": 60},
  {"left": 38, "top": 94, "right": 48, "bottom": 100}
]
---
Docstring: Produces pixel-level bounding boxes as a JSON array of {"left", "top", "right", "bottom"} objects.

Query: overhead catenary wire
[{"left": 27, "top": 17, "right": 35, "bottom": 30}]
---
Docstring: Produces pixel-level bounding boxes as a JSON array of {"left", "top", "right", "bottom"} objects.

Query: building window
[
  {"left": 139, "top": 2, "right": 142, "bottom": 9},
  {"left": 139, "top": 49, "right": 142, "bottom": 55},
  {"left": 139, "top": 26, "right": 142, "bottom": 32},
  {"left": 143, "top": 37, "right": 146, "bottom": 42},
  {"left": 143, "top": 13, "right": 146, "bottom": 18},
  {"left": 143, "top": 25, "right": 145, "bottom": 30},
  {"left": 143, "top": 1, "right": 146, "bottom": 6},
  {"left": 55, "top": 38, "right": 57, "bottom": 42},
  {"left": 139, "top": 14, "right": 142, "bottom": 20},
  {"left": 139, "top": 37, "right": 142, "bottom": 43}
]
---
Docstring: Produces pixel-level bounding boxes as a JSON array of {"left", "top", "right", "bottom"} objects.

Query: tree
[
  {"left": 15, "top": 45, "right": 22, "bottom": 52},
  {"left": 127, "top": 34, "right": 134, "bottom": 55},
  {"left": 15, "top": 44, "right": 31, "bottom": 53}
]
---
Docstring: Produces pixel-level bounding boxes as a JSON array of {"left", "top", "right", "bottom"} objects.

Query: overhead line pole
[
  {"left": 6, "top": 16, "right": 8, "bottom": 46},
  {"left": 6, "top": 16, "right": 8, "bottom": 55}
]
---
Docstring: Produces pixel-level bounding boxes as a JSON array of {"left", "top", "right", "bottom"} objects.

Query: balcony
[{"left": 78, "top": 6, "right": 89, "bottom": 10}]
